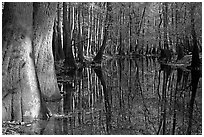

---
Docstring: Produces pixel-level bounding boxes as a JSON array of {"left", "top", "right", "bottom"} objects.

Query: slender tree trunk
[
  {"left": 52, "top": 18, "right": 59, "bottom": 61},
  {"left": 73, "top": 7, "right": 77, "bottom": 59},
  {"left": 129, "top": 4, "right": 132, "bottom": 53},
  {"left": 90, "top": 4, "right": 94, "bottom": 55},
  {"left": 97, "top": 11, "right": 101, "bottom": 53},
  {"left": 93, "top": 2, "right": 112, "bottom": 63},
  {"left": 137, "top": 6, "right": 146, "bottom": 36},
  {"left": 87, "top": 4, "right": 92, "bottom": 56},
  {"left": 95, "top": 11, "right": 99, "bottom": 54},
  {"left": 57, "top": 2, "right": 65, "bottom": 60},
  {"left": 118, "top": 7, "right": 123, "bottom": 55},
  {"left": 158, "top": 5, "right": 162, "bottom": 51},
  {"left": 63, "top": 2, "right": 76, "bottom": 68},
  {"left": 81, "top": 4, "right": 85, "bottom": 57},
  {"left": 100, "top": 3, "right": 105, "bottom": 55},
  {"left": 77, "top": 4, "right": 84, "bottom": 63},
  {"left": 163, "top": 2, "right": 168, "bottom": 50}
]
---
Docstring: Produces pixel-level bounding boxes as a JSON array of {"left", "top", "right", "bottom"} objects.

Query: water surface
[{"left": 22, "top": 57, "right": 202, "bottom": 135}]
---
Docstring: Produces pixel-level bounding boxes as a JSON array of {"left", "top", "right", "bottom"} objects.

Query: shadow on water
[{"left": 21, "top": 57, "right": 202, "bottom": 135}]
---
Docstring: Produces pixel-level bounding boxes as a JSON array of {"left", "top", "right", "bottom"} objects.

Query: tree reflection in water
[{"left": 21, "top": 57, "right": 202, "bottom": 135}]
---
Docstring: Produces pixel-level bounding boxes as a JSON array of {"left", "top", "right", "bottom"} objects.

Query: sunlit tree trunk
[
  {"left": 95, "top": 11, "right": 99, "bottom": 54},
  {"left": 77, "top": 3, "right": 84, "bottom": 63},
  {"left": 90, "top": 4, "right": 95, "bottom": 56},
  {"left": 158, "top": 5, "right": 162, "bottom": 50},
  {"left": 87, "top": 4, "right": 92, "bottom": 56},
  {"left": 163, "top": 2, "right": 168, "bottom": 50},
  {"left": 2, "top": 2, "right": 52, "bottom": 122},
  {"left": 81, "top": 4, "right": 86, "bottom": 57},
  {"left": 71, "top": 4, "right": 75, "bottom": 42},
  {"left": 129, "top": 4, "right": 132, "bottom": 53},
  {"left": 97, "top": 11, "right": 101, "bottom": 53},
  {"left": 57, "top": 3, "right": 64, "bottom": 60},
  {"left": 73, "top": 6, "right": 77, "bottom": 58}
]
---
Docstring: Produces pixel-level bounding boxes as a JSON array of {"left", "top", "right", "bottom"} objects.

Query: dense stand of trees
[
  {"left": 2, "top": 2, "right": 201, "bottom": 124},
  {"left": 52, "top": 2, "right": 201, "bottom": 65}
]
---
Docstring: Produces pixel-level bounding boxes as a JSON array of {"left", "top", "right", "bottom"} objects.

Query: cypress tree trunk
[
  {"left": 2, "top": 2, "right": 51, "bottom": 122},
  {"left": 33, "top": 3, "right": 61, "bottom": 101}
]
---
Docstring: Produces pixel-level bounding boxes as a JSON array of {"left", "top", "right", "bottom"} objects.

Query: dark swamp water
[{"left": 21, "top": 57, "right": 202, "bottom": 135}]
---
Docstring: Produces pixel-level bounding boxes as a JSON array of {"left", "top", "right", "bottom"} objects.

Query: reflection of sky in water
[{"left": 21, "top": 57, "right": 202, "bottom": 135}]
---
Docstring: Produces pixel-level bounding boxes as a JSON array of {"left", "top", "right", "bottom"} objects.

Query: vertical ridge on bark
[
  {"left": 33, "top": 2, "right": 61, "bottom": 100},
  {"left": 2, "top": 2, "right": 43, "bottom": 121}
]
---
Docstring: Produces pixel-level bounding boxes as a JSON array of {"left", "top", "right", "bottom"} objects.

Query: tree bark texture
[
  {"left": 33, "top": 2, "right": 61, "bottom": 100},
  {"left": 2, "top": 2, "right": 50, "bottom": 122}
]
